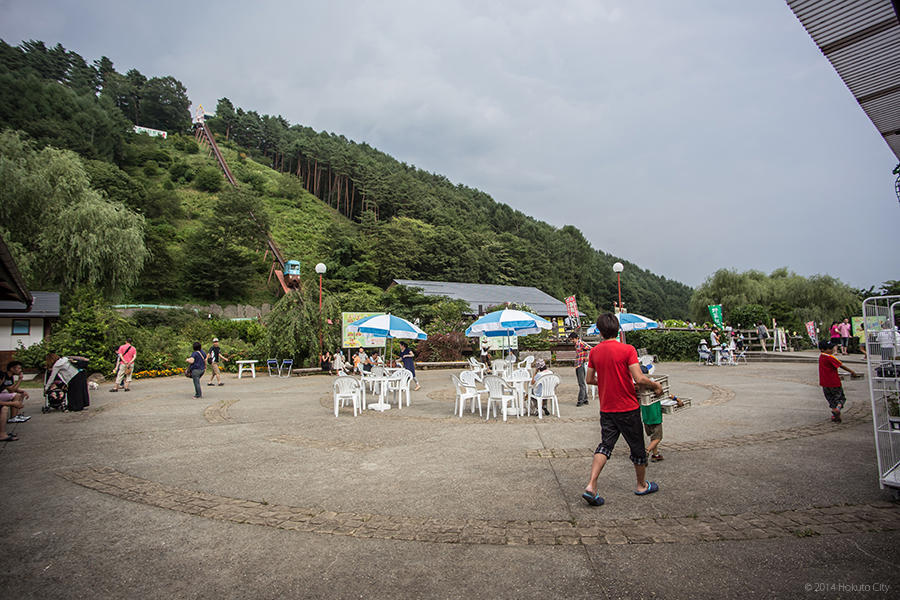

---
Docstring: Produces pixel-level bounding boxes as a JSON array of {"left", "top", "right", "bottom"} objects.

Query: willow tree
[{"left": 264, "top": 286, "right": 342, "bottom": 367}]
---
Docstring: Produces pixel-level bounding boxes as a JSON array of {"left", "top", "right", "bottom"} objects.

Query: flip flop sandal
[
  {"left": 1, "top": 434, "right": 19, "bottom": 442},
  {"left": 581, "top": 490, "right": 605, "bottom": 506},
  {"left": 635, "top": 481, "right": 659, "bottom": 496}
]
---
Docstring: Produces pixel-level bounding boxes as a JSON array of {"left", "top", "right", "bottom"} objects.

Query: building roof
[
  {"left": 788, "top": 0, "right": 900, "bottom": 159},
  {"left": 391, "top": 279, "right": 584, "bottom": 318},
  {"left": 0, "top": 238, "right": 32, "bottom": 309},
  {"left": 0, "top": 291, "right": 60, "bottom": 318}
]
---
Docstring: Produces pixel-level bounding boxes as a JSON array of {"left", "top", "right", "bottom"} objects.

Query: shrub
[
  {"left": 194, "top": 166, "right": 223, "bottom": 192},
  {"left": 624, "top": 330, "right": 707, "bottom": 361},
  {"left": 171, "top": 134, "right": 199, "bottom": 154},
  {"left": 415, "top": 332, "right": 468, "bottom": 361},
  {"left": 143, "top": 160, "right": 160, "bottom": 176}
]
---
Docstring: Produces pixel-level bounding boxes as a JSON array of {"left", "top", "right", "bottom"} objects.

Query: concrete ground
[{"left": 1, "top": 360, "right": 898, "bottom": 599}]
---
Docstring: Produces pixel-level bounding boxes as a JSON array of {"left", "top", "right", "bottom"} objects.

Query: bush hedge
[{"left": 624, "top": 330, "right": 707, "bottom": 362}]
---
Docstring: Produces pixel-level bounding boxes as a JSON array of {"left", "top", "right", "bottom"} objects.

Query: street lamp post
[
  {"left": 315, "top": 263, "right": 327, "bottom": 358},
  {"left": 613, "top": 262, "right": 624, "bottom": 343}
]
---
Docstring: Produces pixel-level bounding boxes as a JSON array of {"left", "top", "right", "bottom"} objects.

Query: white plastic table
[
  {"left": 503, "top": 373, "right": 531, "bottom": 416},
  {"left": 237, "top": 360, "right": 258, "bottom": 379},
  {"left": 360, "top": 374, "right": 393, "bottom": 411}
]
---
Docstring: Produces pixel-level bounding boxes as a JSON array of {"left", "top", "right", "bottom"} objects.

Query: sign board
[
  {"left": 341, "top": 312, "right": 386, "bottom": 348},
  {"left": 132, "top": 125, "right": 168, "bottom": 139},
  {"left": 479, "top": 334, "right": 517, "bottom": 351}
]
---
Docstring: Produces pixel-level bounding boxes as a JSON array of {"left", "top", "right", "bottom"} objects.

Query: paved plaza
[{"left": 2, "top": 361, "right": 899, "bottom": 599}]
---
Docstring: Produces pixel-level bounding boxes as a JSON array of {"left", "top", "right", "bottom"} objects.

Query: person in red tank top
[
  {"left": 818, "top": 340, "right": 857, "bottom": 423},
  {"left": 581, "top": 314, "right": 664, "bottom": 506}
]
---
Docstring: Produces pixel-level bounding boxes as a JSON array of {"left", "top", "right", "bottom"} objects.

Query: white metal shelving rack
[{"left": 864, "top": 295, "right": 900, "bottom": 495}]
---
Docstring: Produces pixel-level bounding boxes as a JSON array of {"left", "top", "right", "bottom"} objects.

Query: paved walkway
[{"left": 2, "top": 362, "right": 898, "bottom": 599}]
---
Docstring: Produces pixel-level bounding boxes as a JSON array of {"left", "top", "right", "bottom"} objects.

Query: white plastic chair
[
  {"left": 528, "top": 374, "right": 561, "bottom": 419},
  {"left": 467, "top": 356, "right": 486, "bottom": 381},
  {"left": 451, "top": 373, "right": 484, "bottom": 417},
  {"left": 333, "top": 376, "right": 361, "bottom": 417},
  {"left": 516, "top": 355, "right": 535, "bottom": 371},
  {"left": 386, "top": 368, "right": 413, "bottom": 408},
  {"left": 483, "top": 375, "right": 518, "bottom": 422},
  {"left": 458, "top": 370, "right": 484, "bottom": 416},
  {"left": 491, "top": 359, "right": 508, "bottom": 377},
  {"left": 363, "top": 365, "right": 385, "bottom": 392}
]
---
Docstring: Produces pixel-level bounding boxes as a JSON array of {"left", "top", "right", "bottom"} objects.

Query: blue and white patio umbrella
[
  {"left": 347, "top": 313, "right": 428, "bottom": 340},
  {"left": 464, "top": 308, "right": 553, "bottom": 338},
  {"left": 586, "top": 312, "right": 659, "bottom": 335}
]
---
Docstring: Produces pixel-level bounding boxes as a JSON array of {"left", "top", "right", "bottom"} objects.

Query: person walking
[
  {"left": 582, "top": 313, "right": 663, "bottom": 506},
  {"left": 398, "top": 341, "right": 421, "bottom": 391},
  {"left": 756, "top": 322, "right": 769, "bottom": 353},
  {"left": 818, "top": 340, "right": 857, "bottom": 423},
  {"left": 110, "top": 337, "right": 136, "bottom": 392},
  {"left": 206, "top": 338, "right": 229, "bottom": 386},
  {"left": 186, "top": 342, "right": 207, "bottom": 399},
  {"left": 569, "top": 331, "right": 592, "bottom": 406}
]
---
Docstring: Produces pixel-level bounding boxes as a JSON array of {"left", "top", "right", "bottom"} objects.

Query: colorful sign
[
  {"left": 341, "top": 312, "right": 386, "bottom": 348},
  {"left": 708, "top": 305, "right": 724, "bottom": 329},
  {"left": 805, "top": 321, "right": 817, "bottom": 343}
]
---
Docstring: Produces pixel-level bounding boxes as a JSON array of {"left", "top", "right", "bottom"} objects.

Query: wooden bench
[{"left": 554, "top": 350, "right": 576, "bottom": 365}]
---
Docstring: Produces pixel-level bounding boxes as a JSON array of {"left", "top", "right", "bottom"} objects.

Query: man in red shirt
[
  {"left": 582, "top": 313, "right": 663, "bottom": 506},
  {"left": 818, "top": 340, "right": 857, "bottom": 423}
]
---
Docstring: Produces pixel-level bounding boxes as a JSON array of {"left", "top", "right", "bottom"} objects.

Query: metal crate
[{"left": 863, "top": 295, "right": 900, "bottom": 494}]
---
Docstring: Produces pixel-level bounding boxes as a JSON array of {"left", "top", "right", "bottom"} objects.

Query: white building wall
[{"left": 0, "top": 318, "right": 45, "bottom": 352}]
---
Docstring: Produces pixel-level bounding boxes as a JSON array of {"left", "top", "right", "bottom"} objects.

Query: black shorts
[
  {"left": 594, "top": 408, "right": 648, "bottom": 465},
  {"left": 840, "top": 337, "right": 849, "bottom": 347},
  {"left": 822, "top": 386, "right": 846, "bottom": 410}
]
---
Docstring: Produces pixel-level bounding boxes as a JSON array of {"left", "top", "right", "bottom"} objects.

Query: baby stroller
[
  {"left": 42, "top": 369, "right": 68, "bottom": 412},
  {"left": 42, "top": 357, "right": 90, "bottom": 412}
]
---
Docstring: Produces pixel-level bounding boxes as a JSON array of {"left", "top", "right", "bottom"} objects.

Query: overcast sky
[{"left": 2, "top": 0, "right": 897, "bottom": 289}]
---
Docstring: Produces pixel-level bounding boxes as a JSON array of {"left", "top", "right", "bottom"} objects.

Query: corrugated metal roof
[
  {"left": 787, "top": 0, "right": 900, "bottom": 159},
  {"left": 391, "top": 280, "right": 584, "bottom": 318},
  {"left": 0, "top": 291, "right": 60, "bottom": 318}
]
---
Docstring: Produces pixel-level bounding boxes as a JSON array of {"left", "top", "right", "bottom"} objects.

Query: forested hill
[{"left": 0, "top": 39, "right": 691, "bottom": 318}]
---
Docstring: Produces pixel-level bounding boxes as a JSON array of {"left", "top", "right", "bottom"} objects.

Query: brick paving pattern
[
  {"left": 525, "top": 402, "right": 871, "bottom": 458},
  {"left": 59, "top": 467, "right": 900, "bottom": 546}
]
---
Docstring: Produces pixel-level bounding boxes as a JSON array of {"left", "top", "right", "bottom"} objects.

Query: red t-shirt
[
  {"left": 818, "top": 352, "right": 842, "bottom": 388},
  {"left": 587, "top": 340, "right": 639, "bottom": 413}
]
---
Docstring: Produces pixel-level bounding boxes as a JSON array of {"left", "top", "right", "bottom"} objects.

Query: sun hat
[
  {"left": 212, "top": 338, "right": 219, "bottom": 342},
  {"left": 534, "top": 358, "right": 546, "bottom": 370}
]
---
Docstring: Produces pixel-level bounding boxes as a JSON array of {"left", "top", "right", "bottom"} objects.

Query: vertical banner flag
[
  {"left": 708, "top": 305, "right": 724, "bottom": 329},
  {"left": 565, "top": 295, "right": 580, "bottom": 328},
  {"left": 805, "top": 321, "right": 817, "bottom": 344}
]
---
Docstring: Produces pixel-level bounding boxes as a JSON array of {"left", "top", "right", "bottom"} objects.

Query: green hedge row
[{"left": 624, "top": 330, "right": 707, "bottom": 362}]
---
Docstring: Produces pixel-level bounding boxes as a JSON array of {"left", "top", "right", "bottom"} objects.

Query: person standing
[
  {"left": 569, "top": 331, "right": 593, "bottom": 407},
  {"left": 756, "top": 322, "right": 769, "bottom": 353},
  {"left": 582, "top": 313, "right": 663, "bottom": 506},
  {"left": 206, "top": 338, "right": 229, "bottom": 386},
  {"left": 838, "top": 318, "right": 851, "bottom": 356},
  {"left": 110, "top": 338, "right": 136, "bottom": 392},
  {"left": 186, "top": 342, "right": 207, "bottom": 399},
  {"left": 398, "top": 341, "right": 421, "bottom": 391}
]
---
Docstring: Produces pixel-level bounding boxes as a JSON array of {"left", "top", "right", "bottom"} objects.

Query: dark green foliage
[
  {"left": 131, "top": 223, "right": 181, "bottom": 300},
  {"left": 194, "top": 166, "right": 223, "bottom": 192},
  {"left": 143, "top": 188, "right": 183, "bottom": 220},
  {"left": 625, "top": 330, "right": 707, "bottom": 362},
  {"left": 729, "top": 304, "right": 769, "bottom": 328},
  {"left": 82, "top": 159, "right": 147, "bottom": 210},
  {"left": 181, "top": 188, "right": 270, "bottom": 300},
  {"left": 264, "top": 287, "right": 341, "bottom": 366},
  {"left": 171, "top": 133, "right": 199, "bottom": 154},
  {"left": 48, "top": 286, "right": 124, "bottom": 374}
]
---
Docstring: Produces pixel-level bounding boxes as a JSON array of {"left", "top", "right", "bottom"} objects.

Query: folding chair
[
  {"left": 279, "top": 358, "right": 293, "bottom": 377},
  {"left": 267, "top": 359, "right": 279, "bottom": 376}
]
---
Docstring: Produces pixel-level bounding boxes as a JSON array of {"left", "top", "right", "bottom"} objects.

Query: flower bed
[{"left": 132, "top": 368, "right": 182, "bottom": 379}]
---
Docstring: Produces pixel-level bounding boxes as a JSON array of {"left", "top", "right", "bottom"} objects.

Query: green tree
[
  {"left": 264, "top": 287, "right": 341, "bottom": 366},
  {"left": 194, "top": 166, "right": 223, "bottom": 192},
  {"left": 140, "top": 76, "right": 191, "bottom": 132}
]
